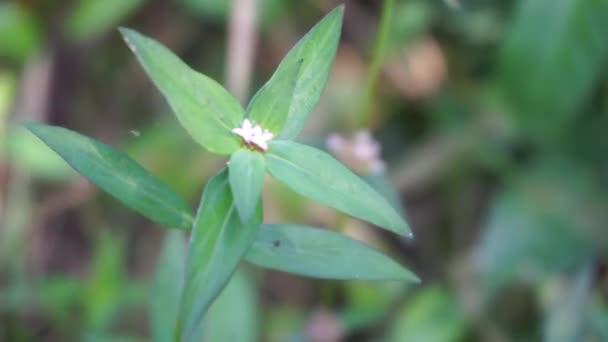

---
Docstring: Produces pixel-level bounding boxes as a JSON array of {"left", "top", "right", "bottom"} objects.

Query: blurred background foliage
[{"left": 1, "top": 0, "right": 608, "bottom": 341}]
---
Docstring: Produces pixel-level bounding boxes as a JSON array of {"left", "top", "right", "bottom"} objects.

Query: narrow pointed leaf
[
  {"left": 276, "top": 6, "right": 343, "bottom": 140},
  {"left": 364, "top": 173, "right": 407, "bottom": 219},
  {"left": 178, "top": 169, "right": 262, "bottom": 341},
  {"left": 229, "top": 149, "right": 266, "bottom": 221},
  {"left": 119, "top": 28, "right": 243, "bottom": 155},
  {"left": 246, "top": 58, "right": 303, "bottom": 134},
  {"left": 266, "top": 141, "right": 411, "bottom": 236},
  {"left": 204, "top": 269, "right": 258, "bottom": 342},
  {"left": 151, "top": 231, "right": 187, "bottom": 342},
  {"left": 25, "top": 123, "right": 193, "bottom": 229},
  {"left": 246, "top": 224, "right": 419, "bottom": 282}
]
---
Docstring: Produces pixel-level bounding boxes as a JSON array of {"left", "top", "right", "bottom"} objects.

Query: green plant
[{"left": 25, "top": 5, "right": 418, "bottom": 340}]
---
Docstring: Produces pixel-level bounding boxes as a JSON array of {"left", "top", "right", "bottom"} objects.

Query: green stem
[{"left": 357, "top": 0, "right": 394, "bottom": 129}]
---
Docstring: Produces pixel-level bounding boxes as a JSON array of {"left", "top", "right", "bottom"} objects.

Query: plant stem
[
  {"left": 357, "top": 0, "right": 394, "bottom": 129},
  {"left": 226, "top": 0, "right": 258, "bottom": 104}
]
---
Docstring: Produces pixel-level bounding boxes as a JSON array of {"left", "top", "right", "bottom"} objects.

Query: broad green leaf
[
  {"left": 205, "top": 269, "right": 258, "bottom": 342},
  {"left": 276, "top": 6, "right": 343, "bottom": 140},
  {"left": 151, "top": 231, "right": 187, "bottom": 342},
  {"left": 25, "top": 123, "right": 193, "bottom": 230},
  {"left": 246, "top": 224, "right": 419, "bottom": 281},
  {"left": 246, "top": 58, "right": 303, "bottom": 134},
  {"left": 178, "top": 169, "right": 262, "bottom": 341},
  {"left": 119, "top": 28, "right": 243, "bottom": 155},
  {"left": 67, "top": 0, "right": 143, "bottom": 41},
  {"left": 500, "top": 0, "right": 608, "bottom": 141},
  {"left": 266, "top": 141, "right": 411, "bottom": 236},
  {"left": 229, "top": 149, "right": 266, "bottom": 221}
]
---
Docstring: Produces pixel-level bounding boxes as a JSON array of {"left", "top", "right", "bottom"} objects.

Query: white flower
[{"left": 232, "top": 119, "right": 274, "bottom": 151}]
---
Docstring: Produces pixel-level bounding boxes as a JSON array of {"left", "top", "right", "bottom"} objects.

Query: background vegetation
[{"left": 1, "top": 0, "right": 607, "bottom": 341}]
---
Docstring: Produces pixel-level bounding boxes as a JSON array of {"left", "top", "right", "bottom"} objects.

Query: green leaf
[
  {"left": 266, "top": 141, "right": 411, "bottom": 236},
  {"left": 25, "top": 123, "right": 193, "bottom": 230},
  {"left": 246, "top": 224, "right": 419, "bottom": 281},
  {"left": 229, "top": 149, "right": 266, "bottom": 221},
  {"left": 67, "top": 0, "right": 143, "bottom": 41},
  {"left": 246, "top": 58, "right": 303, "bottom": 134},
  {"left": 205, "top": 269, "right": 258, "bottom": 342},
  {"left": 151, "top": 231, "right": 187, "bottom": 342},
  {"left": 364, "top": 173, "right": 407, "bottom": 220},
  {"left": 119, "top": 28, "right": 243, "bottom": 155},
  {"left": 276, "top": 6, "right": 343, "bottom": 140},
  {"left": 178, "top": 169, "right": 262, "bottom": 341},
  {"left": 500, "top": 0, "right": 608, "bottom": 141}
]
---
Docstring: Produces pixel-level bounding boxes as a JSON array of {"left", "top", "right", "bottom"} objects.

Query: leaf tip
[
  {"left": 117, "top": 26, "right": 132, "bottom": 36},
  {"left": 395, "top": 263, "right": 420, "bottom": 283},
  {"left": 390, "top": 219, "right": 413, "bottom": 238},
  {"left": 406, "top": 230, "right": 414, "bottom": 239},
  {"left": 118, "top": 27, "right": 139, "bottom": 53},
  {"left": 334, "top": 4, "right": 345, "bottom": 16},
  {"left": 408, "top": 273, "right": 422, "bottom": 284}
]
